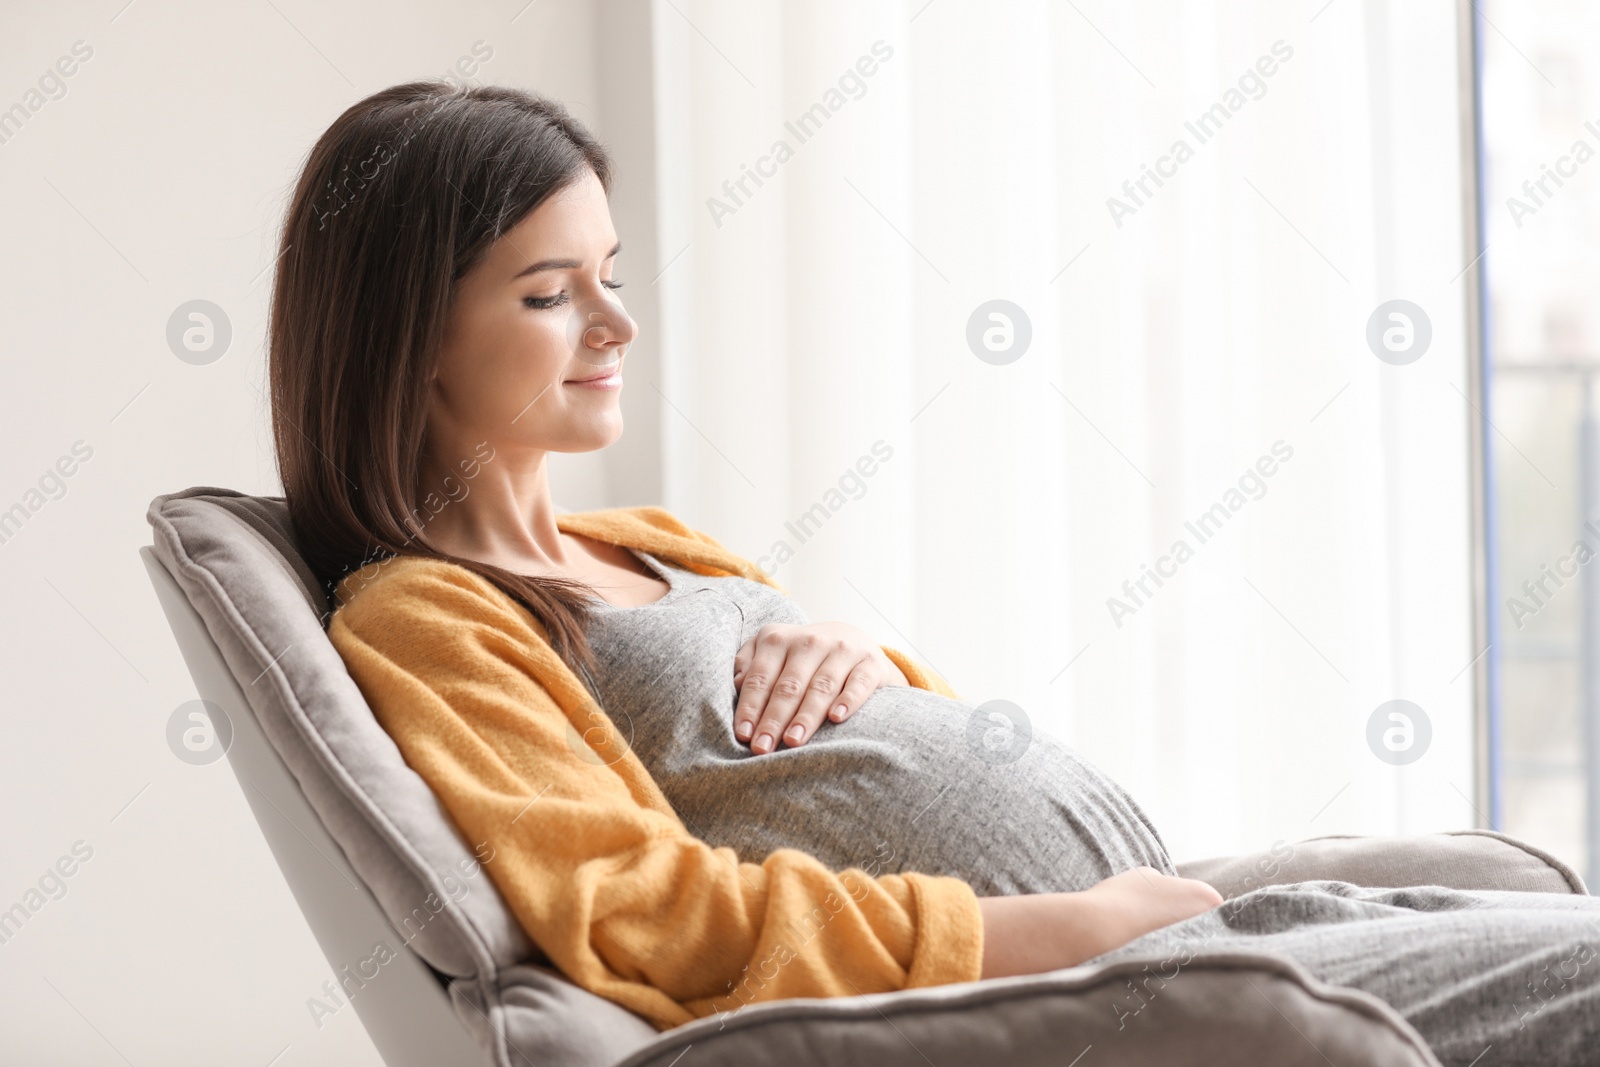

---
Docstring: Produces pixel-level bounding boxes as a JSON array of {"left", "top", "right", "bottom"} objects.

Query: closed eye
[{"left": 523, "top": 279, "right": 625, "bottom": 311}]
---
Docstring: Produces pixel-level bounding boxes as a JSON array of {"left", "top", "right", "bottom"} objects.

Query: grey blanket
[{"left": 1089, "top": 879, "right": 1600, "bottom": 1066}]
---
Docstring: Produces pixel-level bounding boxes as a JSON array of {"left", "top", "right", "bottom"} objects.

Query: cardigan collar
[{"left": 553, "top": 506, "right": 787, "bottom": 594}]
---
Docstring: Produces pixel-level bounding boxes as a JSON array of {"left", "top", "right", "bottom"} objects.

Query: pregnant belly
[{"left": 645, "top": 684, "right": 1176, "bottom": 896}]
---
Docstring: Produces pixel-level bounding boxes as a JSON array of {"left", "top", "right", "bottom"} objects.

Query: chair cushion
[
  {"left": 611, "top": 951, "right": 1441, "bottom": 1067},
  {"left": 1177, "top": 830, "right": 1589, "bottom": 899}
]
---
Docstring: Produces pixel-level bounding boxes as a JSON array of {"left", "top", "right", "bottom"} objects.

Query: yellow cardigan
[{"left": 327, "top": 504, "right": 984, "bottom": 1030}]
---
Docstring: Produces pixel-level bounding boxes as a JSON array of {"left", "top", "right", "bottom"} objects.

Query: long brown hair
[{"left": 268, "top": 80, "right": 611, "bottom": 683}]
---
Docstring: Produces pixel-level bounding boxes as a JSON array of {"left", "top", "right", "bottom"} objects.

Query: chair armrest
[{"left": 1175, "top": 830, "right": 1588, "bottom": 898}]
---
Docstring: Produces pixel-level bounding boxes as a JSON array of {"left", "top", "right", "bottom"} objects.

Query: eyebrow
[{"left": 512, "top": 241, "right": 622, "bottom": 280}]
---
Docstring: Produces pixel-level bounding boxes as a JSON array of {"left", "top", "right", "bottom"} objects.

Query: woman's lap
[{"left": 1087, "top": 880, "right": 1600, "bottom": 1066}]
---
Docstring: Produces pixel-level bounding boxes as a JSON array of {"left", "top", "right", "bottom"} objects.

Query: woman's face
[{"left": 428, "top": 168, "right": 635, "bottom": 460}]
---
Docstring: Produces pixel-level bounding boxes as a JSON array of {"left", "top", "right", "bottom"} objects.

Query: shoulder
[
  {"left": 329, "top": 555, "right": 530, "bottom": 647},
  {"left": 559, "top": 504, "right": 701, "bottom": 541}
]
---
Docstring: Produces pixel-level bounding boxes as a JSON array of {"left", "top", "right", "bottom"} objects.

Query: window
[{"left": 1480, "top": 0, "right": 1600, "bottom": 885}]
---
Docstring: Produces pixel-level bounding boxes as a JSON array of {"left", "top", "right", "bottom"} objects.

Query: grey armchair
[{"left": 143, "top": 488, "right": 1586, "bottom": 1067}]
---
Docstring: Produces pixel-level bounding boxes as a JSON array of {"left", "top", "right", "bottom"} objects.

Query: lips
[{"left": 566, "top": 359, "right": 622, "bottom": 385}]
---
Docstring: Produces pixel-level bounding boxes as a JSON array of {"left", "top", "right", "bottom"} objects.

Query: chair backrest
[
  {"left": 142, "top": 545, "right": 486, "bottom": 1067},
  {"left": 144, "top": 488, "right": 660, "bottom": 1067}
]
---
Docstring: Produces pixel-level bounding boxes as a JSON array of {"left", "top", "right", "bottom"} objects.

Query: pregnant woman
[{"left": 273, "top": 82, "right": 1600, "bottom": 1064}]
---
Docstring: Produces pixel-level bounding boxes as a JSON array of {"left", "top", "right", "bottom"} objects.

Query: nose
[{"left": 575, "top": 294, "right": 637, "bottom": 359}]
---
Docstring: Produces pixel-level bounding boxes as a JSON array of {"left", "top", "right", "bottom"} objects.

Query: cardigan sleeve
[
  {"left": 880, "top": 646, "right": 961, "bottom": 699},
  {"left": 328, "top": 560, "right": 983, "bottom": 1030}
]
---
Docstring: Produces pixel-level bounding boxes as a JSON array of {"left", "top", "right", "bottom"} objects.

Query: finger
[
  {"left": 732, "top": 638, "right": 754, "bottom": 685},
  {"left": 824, "top": 660, "right": 883, "bottom": 724},
  {"left": 732, "top": 627, "right": 792, "bottom": 745},
  {"left": 781, "top": 645, "right": 860, "bottom": 747},
  {"left": 749, "top": 635, "right": 830, "bottom": 755}
]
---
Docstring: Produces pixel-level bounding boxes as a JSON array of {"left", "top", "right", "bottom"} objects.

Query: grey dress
[
  {"left": 579, "top": 549, "right": 1175, "bottom": 896},
  {"left": 582, "top": 549, "right": 1600, "bottom": 1065}
]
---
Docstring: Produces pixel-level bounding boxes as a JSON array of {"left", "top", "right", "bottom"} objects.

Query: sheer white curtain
[{"left": 646, "top": 0, "right": 1476, "bottom": 860}]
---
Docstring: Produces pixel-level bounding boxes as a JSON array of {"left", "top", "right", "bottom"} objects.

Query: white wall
[{"left": 0, "top": 2, "right": 639, "bottom": 1062}]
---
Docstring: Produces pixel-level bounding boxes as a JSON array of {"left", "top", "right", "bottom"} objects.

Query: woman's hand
[
  {"left": 732, "top": 622, "right": 910, "bottom": 754},
  {"left": 977, "top": 868, "right": 1224, "bottom": 979}
]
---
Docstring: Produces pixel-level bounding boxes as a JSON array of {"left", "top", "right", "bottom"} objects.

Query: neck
[{"left": 414, "top": 437, "right": 570, "bottom": 569}]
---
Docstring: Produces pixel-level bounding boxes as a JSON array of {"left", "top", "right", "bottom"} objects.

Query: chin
[{"left": 567, "top": 419, "right": 625, "bottom": 453}]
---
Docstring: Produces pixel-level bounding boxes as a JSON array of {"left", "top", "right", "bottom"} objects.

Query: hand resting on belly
[{"left": 730, "top": 620, "right": 911, "bottom": 753}]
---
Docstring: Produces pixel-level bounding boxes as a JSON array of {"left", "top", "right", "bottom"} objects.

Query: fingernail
[
  {"left": 753, "top": 733, "right": 773, "bottom": 754},
  {"left": 735, "top": 721, "right": 753, "bottom": 741},
  {"left": 830, "top": 704, "right": 847, "bottom": 721},
  {"left": 784, "top": 724, "right": 805, "bottom": 744}
]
